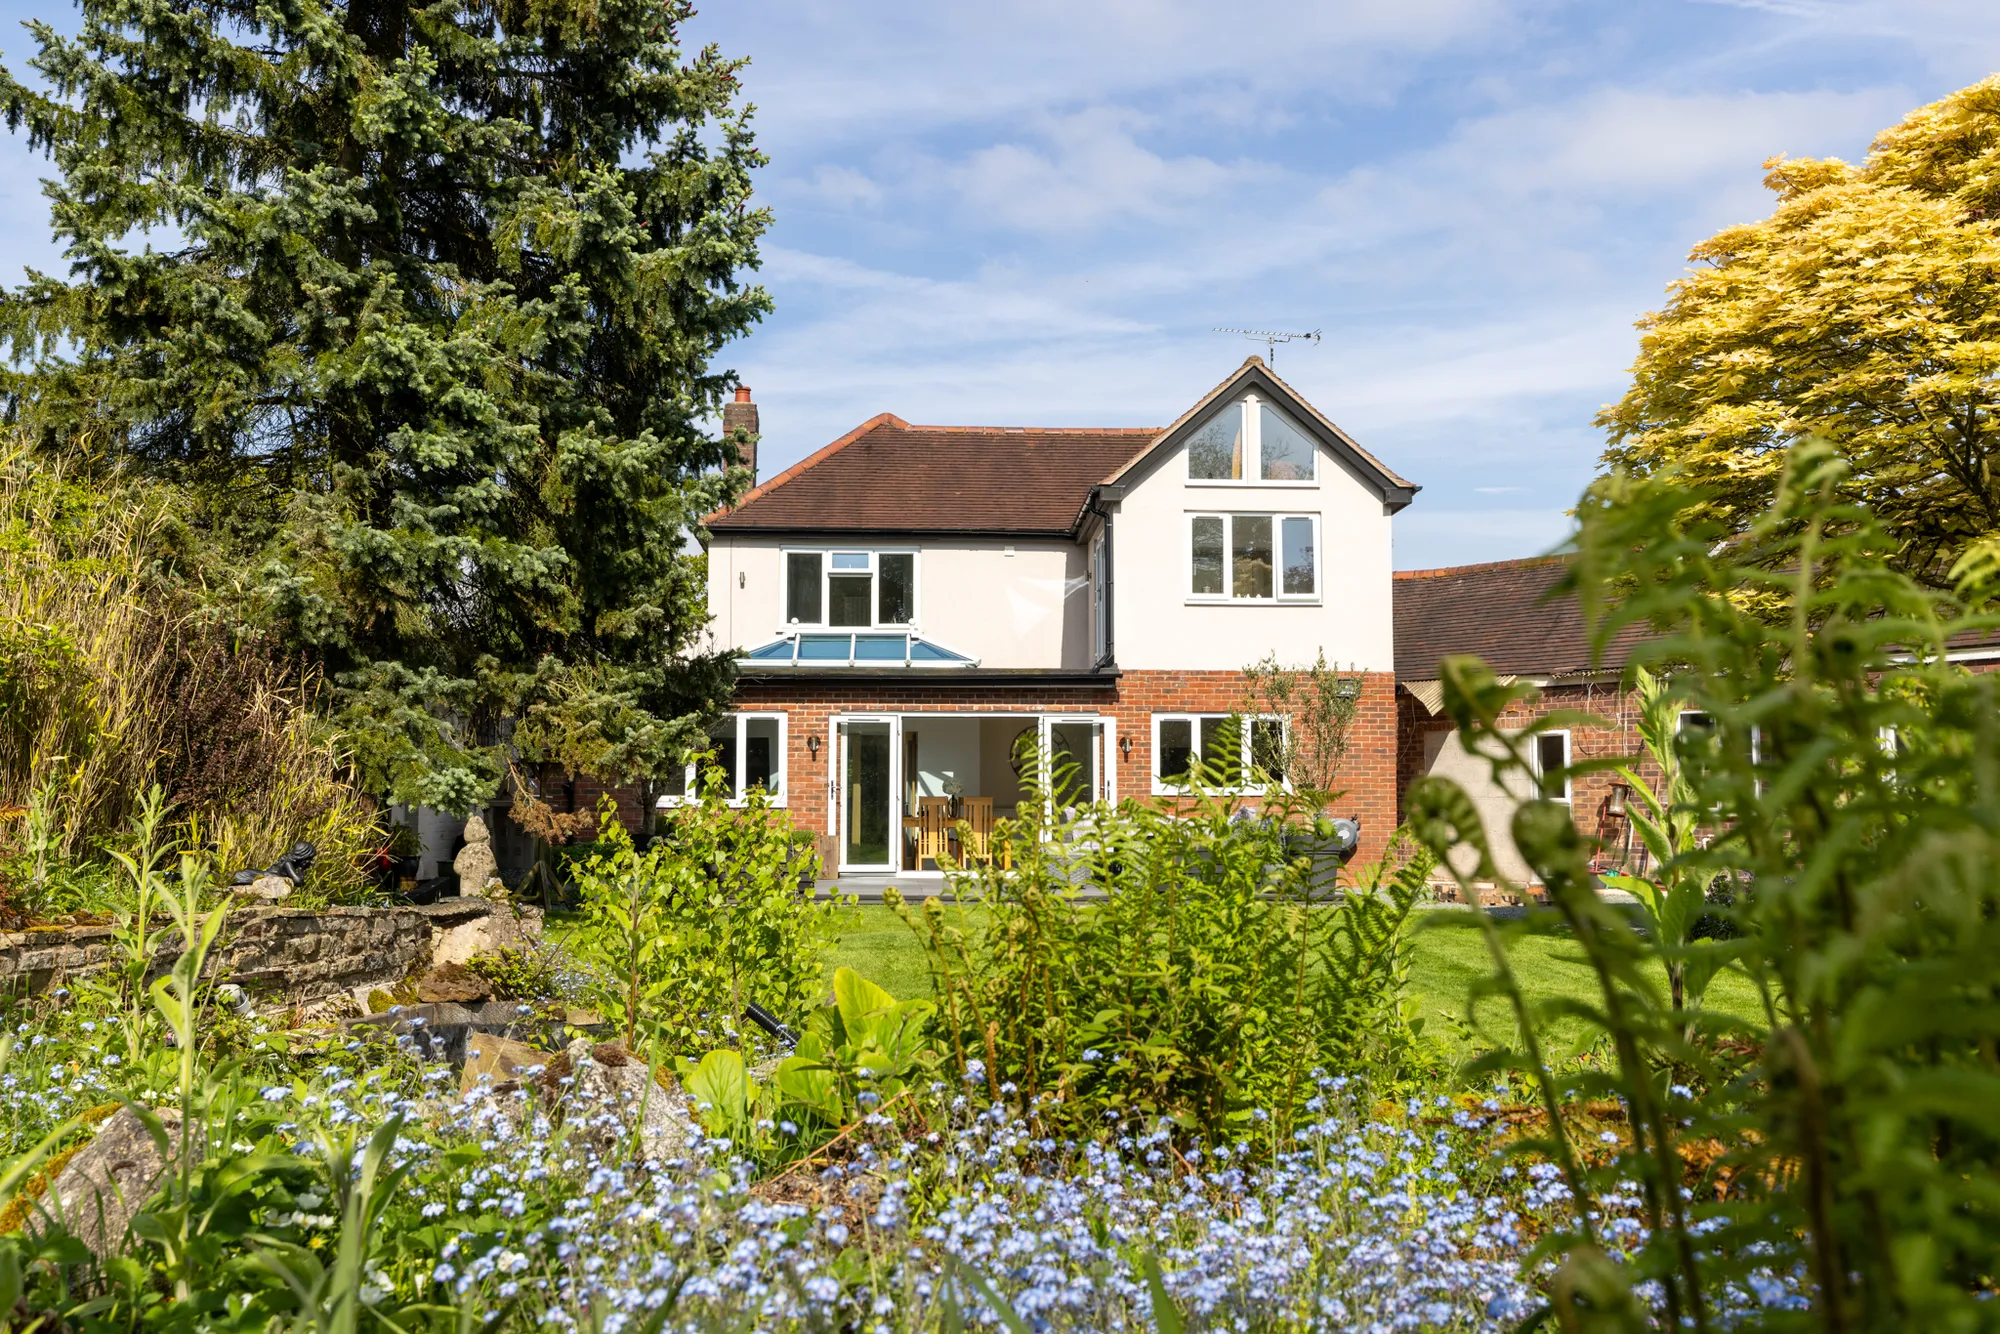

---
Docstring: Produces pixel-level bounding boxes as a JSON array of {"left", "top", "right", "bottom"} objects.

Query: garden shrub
[
  {"left": 677, "top": 966, "right": 940, "bottom": 1158},
  {"left": 1407, "top": 439, "right": 2000, "bottom": 1330},
  {"left": 570, "top": 765, "right": 838, "bottom": 1055},
  {"left": 893, "top": 747, "right": 1434, "bottom": 1138},
  {"left": 0, "top": 446, "right": 378, "bottom": 914}
]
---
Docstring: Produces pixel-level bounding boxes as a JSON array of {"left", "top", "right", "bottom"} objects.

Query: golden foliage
[{"left": 1600, "top": 75, "right": 2000, "bottom": 584}]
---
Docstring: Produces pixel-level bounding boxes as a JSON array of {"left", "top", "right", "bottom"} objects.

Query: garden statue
[{"left": 454, "top": 814, "right": 502, "bottom": 898}]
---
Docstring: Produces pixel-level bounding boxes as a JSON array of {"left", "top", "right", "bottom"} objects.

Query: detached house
[{"left": 690, "top": 358, "right": 1417, "bottom": 878}]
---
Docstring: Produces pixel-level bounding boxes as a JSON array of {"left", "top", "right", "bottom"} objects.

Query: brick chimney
[{"left": 722, "top": 386, "right": 759, "bottom": 479}]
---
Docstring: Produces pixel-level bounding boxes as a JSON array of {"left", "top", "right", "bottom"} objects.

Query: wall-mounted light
[
  {"left": 1119, "top": 735, "right": 1132, "bottom": 761},
  {"left": 806, "top": 735, "right": 820, "bottom": 759}
]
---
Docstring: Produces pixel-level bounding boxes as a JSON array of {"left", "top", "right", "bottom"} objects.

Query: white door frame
[
  {"left": 1038, "top": 714, "right": 1116, "bottom": 807},
  {"left": 833, "top": 713, "right": 902, "bottom": 873}
]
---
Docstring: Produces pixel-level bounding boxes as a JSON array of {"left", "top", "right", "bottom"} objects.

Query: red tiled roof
[
  {"left": 1394, "top": 556, "right": 1652, "bottom": 680},
  {"left": 707, "top": 415, "right": 1160, "bottom": 536}
]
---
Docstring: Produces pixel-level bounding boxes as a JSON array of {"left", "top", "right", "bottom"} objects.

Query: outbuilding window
[{"left": 1533, "top": 730, "right": 1571, "bottom": 802}]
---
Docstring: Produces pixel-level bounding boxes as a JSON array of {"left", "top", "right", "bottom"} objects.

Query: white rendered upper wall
[
  {"left": 704, "top": 536, "right": 1093, "bottom": 669},
  {"left": 1106, "top": 390, "right": 1397, "bottom": 673}
]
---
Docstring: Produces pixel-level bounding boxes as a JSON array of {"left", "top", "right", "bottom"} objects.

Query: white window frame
[
  {"left": 1090, "top": 535, "right": 1109, "bottom": 663},
  {"left": 779, "top": 547, "right": 920, "bottom": 631},
  {"left": 1150, "top": 712, "right": 1289, "bottom": 795},
  {"left": 1186, "top": 512, "right": 1320, "bottom": 603},
  {"left": 658, "top": 712, "right": 788, "bottom": 808},
  {"left": 1532, "top": 729, "right": 1572, "bottom": 803},
  {"left": 1184, "top": 394, "right": 1320, "bottom": 487}
]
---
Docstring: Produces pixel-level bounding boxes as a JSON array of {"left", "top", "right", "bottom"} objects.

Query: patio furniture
[
  {"left": 916, "top": 797, "right": 954, "bottom": 867},
  {"left": 956, "top": 796, "right": 1010, "bottom": 869}
]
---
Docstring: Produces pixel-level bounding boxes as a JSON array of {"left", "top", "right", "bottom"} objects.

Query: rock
[
  {"left": 417, "top": 961, "right": 493, "bottom": 1004},
  {"left": 460, "top": 1032, "right": 555, "bottom": 1096},
  {"left": 37, "top": 1106, "right": 180, "bottom": 1255},
  {"left": 453, "top": 815, "right": 501, "bottom": 899},
  {"left": 346, "top": 998, "right": 538, "bottom": 1064},
  {"left": 235, "top": 874, "right": 292, "bottom": 903},
  {"left": 423, "top": 900, "right": 541, "bottom": 968},
  {"left": 557, "top": 1037, "right": 695, "bottom": 1164}
]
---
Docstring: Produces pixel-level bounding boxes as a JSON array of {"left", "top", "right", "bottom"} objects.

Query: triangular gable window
[{"left": 1186, "top": 396, "right": 1316, "bottom": 483}]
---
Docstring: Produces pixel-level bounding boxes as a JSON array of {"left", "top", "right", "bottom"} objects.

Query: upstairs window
[
  {"left": 1186, "top": 397, "right": 1318, "bottom": 484},
  {"left": 1189, "top": 513, "right": 1317, "bottom": 600},
  {"left": 784, "top": 550, "right": 916, "bottom": 627}
]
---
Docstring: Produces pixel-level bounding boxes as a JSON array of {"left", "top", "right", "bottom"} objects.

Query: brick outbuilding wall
[{"left": 1396, "top": 675, "right": 1668, "bottom": 881}]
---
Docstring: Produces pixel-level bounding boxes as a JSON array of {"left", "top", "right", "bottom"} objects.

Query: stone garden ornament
[{"left": 454, "top": 814, "right": 502, "bottom": 898}]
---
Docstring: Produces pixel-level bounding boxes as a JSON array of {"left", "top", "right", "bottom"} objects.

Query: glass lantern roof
[{"left": 740, "top": 633, "right": 978, "bottom": 667}]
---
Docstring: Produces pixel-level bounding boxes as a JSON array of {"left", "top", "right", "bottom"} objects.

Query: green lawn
[{"left": 827, "top": 903, "right": 1769, "bottom": 1061}]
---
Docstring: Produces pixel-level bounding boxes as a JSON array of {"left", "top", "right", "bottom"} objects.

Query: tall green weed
[
  {"left": 894, "top": 744, "right": 1434, "bottom": 1138},
  {"left": 1408, "top": 440, "right": 2000, "bottom": 1330},
  {"left": 570, "top": 766, "right": 838, "bottom": 1056}
]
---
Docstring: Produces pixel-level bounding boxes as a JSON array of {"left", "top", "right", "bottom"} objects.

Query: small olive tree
[{"left": 1240, "top": 650, "right": 1363, "bottom": 803}]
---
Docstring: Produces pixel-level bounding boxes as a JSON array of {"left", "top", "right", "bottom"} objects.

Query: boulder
[
  {"left": 37, "top": 1106, "right": 180, "bottom": 1255},
  {"left": 416, "top": 961, "right": 493, "bottom": 1004},
  {"left": 347, "top": 999, "right": 530, "bottom": 1064},
  {"left": 235, "top": 874, "right": 292, "bottom": 903},
  {"left": 557, "top": 1037, "right": 695, "bottom": 1164},
  {"left": 453, "top": 815, "right": 501, "bottom": 899},
  {"left": 460, "top": 1031, "right": 555, "bottom": 1096}
]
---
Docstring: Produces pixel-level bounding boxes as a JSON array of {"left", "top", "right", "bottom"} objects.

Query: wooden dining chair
[
  {"left": 956, "top": 796, "right": 1009, "bottom": 869},
  {"left": 916, "top": 797, "right": 953, "bottom": 868}
]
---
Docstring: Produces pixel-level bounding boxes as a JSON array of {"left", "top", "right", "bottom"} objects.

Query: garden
[
  {"left": 0, "top": 1, "right": 1997, "bottom": 1322},
  {"left": 4, "top": 442, "right": 1998, "bottom": 1331}
]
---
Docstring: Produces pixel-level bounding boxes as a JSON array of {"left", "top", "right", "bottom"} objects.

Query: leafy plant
[
  {"left": 1598, "top": 664, "right": 1727, "bottom": 1033},
  {"left": 1409, "top": 438, "right": 2000, "bottom": 1329},
  {"left": 571, "top": 766, "right": 838, "bottom": 1056},
  {"left": 1239, "top": 649, "right": 1364, "bottom": 803},
  {"left": 895, "top": 741, "right": 1433, "bottom": 1137}
]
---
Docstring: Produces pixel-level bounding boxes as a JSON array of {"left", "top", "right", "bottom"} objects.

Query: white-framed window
[
  {"left": 1188, "top": 513, "right": 1317, "bottom": 601},
  {"left": 1185, "top": 396, "right": 1319, "bottom": 484},
  {"left": 1151, "top": 713, "right": 1287, "bottom": 793},
  {"left": 1090, "top": 535, "right": 1109, "bottom": 663},
  {"left": 783, "top": 549, "right": 917, "bottom": 629},
  {"left": 659, "top": 713, "right": 787, "bottom": 806},
  {"left": 1533, "top": 730, "right": 1571, "bottom": 802}
]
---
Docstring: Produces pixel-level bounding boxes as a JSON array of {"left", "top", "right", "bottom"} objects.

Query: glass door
[
  {"left": 837, "top": 716, "right": 899, "bottom": 872},
  {"left": 1040, "top": 716, "right": 1113, "bottom": 810}
]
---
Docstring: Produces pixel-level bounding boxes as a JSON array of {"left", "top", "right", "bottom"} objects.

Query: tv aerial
[{"left": 1214, "top": 327, "right": 1321, "bottom": 365}]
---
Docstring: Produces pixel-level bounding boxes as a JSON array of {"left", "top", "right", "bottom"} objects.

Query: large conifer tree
[{"left": 0, "top": 0, "right": 767, "bottom": 812}]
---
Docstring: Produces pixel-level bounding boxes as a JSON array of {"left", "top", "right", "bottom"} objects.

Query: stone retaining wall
[{"left": 0, "top": 900, "right": 542, "bottom": 1013}]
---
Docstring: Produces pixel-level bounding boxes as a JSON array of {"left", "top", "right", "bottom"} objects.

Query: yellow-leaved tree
[{"left": 1599, "top": 76, "right": 2000, "bottom": 584}]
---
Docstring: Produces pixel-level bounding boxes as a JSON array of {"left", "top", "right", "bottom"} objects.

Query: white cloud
[
  {"left": 704, "top": 0, "right": 1524, "bottom": 151},
  {"left": 943, "top": 107, "right": 1277, "bottom": 234},
  {"left": 788, "top": 164, "right": 886, "bottom": 211}
]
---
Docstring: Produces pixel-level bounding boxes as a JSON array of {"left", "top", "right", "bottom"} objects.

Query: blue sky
[{"left": 0, "top": 1, "right": 1996, "bottom": 568}]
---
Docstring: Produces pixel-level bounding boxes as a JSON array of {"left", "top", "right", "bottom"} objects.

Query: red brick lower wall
[
  {"left": 1396, "top": 677, "right": 1666, "bottom": 879},
  {"left": 549, "top": 670, "right": 1400, "bottom": 872}
]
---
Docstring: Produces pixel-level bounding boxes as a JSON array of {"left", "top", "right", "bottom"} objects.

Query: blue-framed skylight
[{"left": 739, "top": 633, "right": 979, "bottom": 667}]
